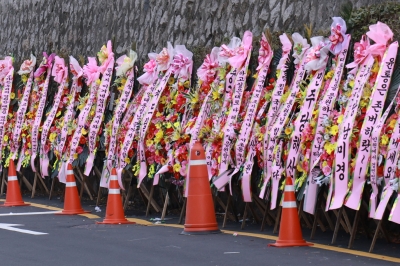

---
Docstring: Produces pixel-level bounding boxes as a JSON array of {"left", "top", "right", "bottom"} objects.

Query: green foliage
[{"left": 343, "top": 1, "right": 400, "bottom": 41}]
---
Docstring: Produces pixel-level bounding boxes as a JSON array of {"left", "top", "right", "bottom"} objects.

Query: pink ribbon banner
[
  {"left": 101, "top": 69, "right": 135, "bottom": 188},
  {"left": 40, "top": 68, "right": 68, "bottom": 177},
  {"left": 56, "top": 79, "right": 79, "bottom": 159},
  {"left": 213, "top": 50, "right": 251, "bottom": 190},
  {"left": 30, "top": 61, "right": 53, "bottom": 172},
  {"left": 328, "top": 55, "right": 375, "bottom": 210},
  {"left": 84, "top": 58, "right": 115, "bottom": 176},
  {"left": 11, "top": 72, "right": 33, "bottom": 158},
  {"left": 0, "top": 68, "right": 14, "bottom": 166},
  {"left": 345, "top": 42, "right": 398, "bottom": 211},
  {"left": 116, "top": 79, "right": 158, "bottom": 185},
  {"left": 303, "top": 35, "right": 350, "bottom": 215},
  {"left": 259, "top": 50, "right": 309, "bottom": 199},
  {"left": 371, "top": 94, "right": 399, "bottom": 219},
  {"left": 136, "top": 69, "right": 173, "bottom": 187}
]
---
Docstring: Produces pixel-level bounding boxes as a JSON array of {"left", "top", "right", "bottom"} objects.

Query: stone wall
[{"left": 0, "top": 0, "right": 396, "bottom": 69}]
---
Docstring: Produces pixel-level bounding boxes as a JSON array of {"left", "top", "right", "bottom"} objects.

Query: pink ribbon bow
[
  {"left": 172, "top": 45, "right": 193, "bottom": 80},
  {"left": 83, "top": 57, "right": 100, "bottom": 85},
  {"left": 329, "top": 17, "right": 348, "bottom": 55},
  {"left": 346, "top": 35, "right": 370, "bottom": 71},
  {"left": 277, "top": 33, "right": 292, "bottom": 69},
  {"left": 197, "top": 47, "right": 219, "bottom": 82},
  {"left": 69, "top": 56, "right": 83, "bottom": 79},
  {"left": 0, "top": 56, "right": 13, "bottom": 82},
  {"left": 98, "top": 40, "right": 114, "bottom": 74},
  {"left": 51, "top": 56, "right": 67, "bottom": 84},
  {"left": 34, "top": 52, "right": 55, "bottom": 78},
  {"left": 257, "top": 33, "right": 272, "bottom": 70},
  {"left": 228, "top": 31, "right": 253, "bottom": 68},
  {"left": 366, "top": 22, "right": 393, "bottom": 58},
  {"left": 137, "top": 53, "right": 158, "bottom": 85}
]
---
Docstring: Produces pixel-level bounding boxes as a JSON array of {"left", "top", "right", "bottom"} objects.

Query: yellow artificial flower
[
  {"left": 329, "top": 125, "right": 339, "bottom": 136},
  {"left": 124, "top": 157, "right": 130, "bottom": 164},
  {"left": 73, "top": 153, "right": 78, "bottom": 160},
  {"left": 310, "top": 120, "right": 316, "bottom": 128},
  {"left": 21, "top": 75, "right": 28, "bottom": 83},
  {"left": 297, "top": 163, "right": 304, "bottom": 173},
  {"left": 324, "top": 142, "right": 336, "bottom": 155},
  {"left": 349, "top": 79, "right": 355, "bottom": 88},
  {"left": 56, "top": 111, "right": 61, "bottom": 117},
  {"left": 10, "top": 92, "right": 15, "bottom": 100},
  {"left": 389, "top": 119, "right": 396, "bottom": 129},
  {"left": 284, "top": 127, "right": 292, "bottom": 136},
  {"left": 81, "top": 128, "right": 88, "bottom": 135},
  {"left": 173, "top": 121, "right": 180, "bottom": 129},
  {"left": 49, "top": 132, "right": 57, "bottom": 142},
  {"left": 212, "top": 89, "right": 220, "bottom": 100},
  {"left": 165, "top": 122, "right": 172, "bottom": 129},
  {"left": 156, "top": 112, "right": 163, "bottom": 117},
  {"left": 337, "top": 114, "right": 344, "bottom": 124},
  {"left": 168, "top": 77, "right": 175, "bottom": 85},
  {"left": 146, "top": 139, "right": 154, "bottom": 147},
  {"left": 381, "top": 134, "right": 389, "bottom": 145},
  {"left": 154, "top": 130, "right": 164, "bottom": 143},
  {"left": 173, "top": 163, "right": 181, "bottom": 173},
  {"left": 160, "top": 96, "right": 167, "bottom": 104},
  {"left": 322, "top": 161, "right": 328, "bottom": 167},
  {"left": 96, "top": 79, "right": 101, "bottom": 85},
  {"left": 183, "top": 80, "right": 190, "bottom": 88},
  {"left": 3, "top": 135, "right": 8, "bottom": 142}
]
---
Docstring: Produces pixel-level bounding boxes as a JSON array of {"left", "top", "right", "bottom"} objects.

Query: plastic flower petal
[
  {"left": 218, "top": 36, "right": 242, "bottom": 66},
  {"left": 329, "top": 17, "right": 348, "bottom": 55},
  {"left": 115, "top": 50, "right": 137, "bottom": 77},
  {"left": 69, "top": 56, "right": 83, "bottom": 79},
  {"left": 51, "top": 56, "right": 68, "bottom": 84},
  {"left": 292, "top": 33, "right": 310, "bottom": 64},
  {"left": 156, "top": 42, "right": 174, "bottom": 72},
  {"left": 304, "top": 36, "right": 330, "bottom": 72},
  {"left": 277, "top": 33, "right": 292, "bottom": 69},
  {"left": 18, "top": 54, "right": 36, "bottom": 75},
  {"left": 83, "top": 57, "right": 100, "bottom": 85},
  {"left": 137, "top": 53, "right": 158, "bottom": 85}
]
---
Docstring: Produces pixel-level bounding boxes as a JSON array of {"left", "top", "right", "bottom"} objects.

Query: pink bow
[
  {"left": 83, "top": 57, "right": 100, "bottom": 85},
  {"left": 98, "top": 40, "right": 114, "bottom": 73},
  {"left": 51, "top": 56, "right": 67, "bottom": 84},
  {"left": 137, "top": 53, "right": 158, "bottom": 85},
  {"left": 277, "top": 33, "right": 292, "bottom": 69},
  {"left": 346, "top": 35, "right": 370, "bottom": 70},
  {"left": 197, "top": 47, "right": 219, "bottom": 82},
  {"left": 228, "top": 31, "right": 253, "bottom": 68},
  {"left": 172, "top": 45, "right": 193, "bottom": 80},
  {"left": 34, "top": 52, "right": 55, "bottom": 78},
  {"left": 366, "top": 22, "right": 393, "bottom": 59},
  {"left": 172, "top": 54, "right": 193, "bottom": 80},
  {"left": 0, "top": 56, "right": 13, "bottom": 81},
  {"left": 69, "top": 56, "right": 83, "bottom": 79},
  {"left": 257, "top": 33, "right": 272, "bottom": 70},
  {"left": 329, "top": 17, "right": 348, "bottom": 55}
]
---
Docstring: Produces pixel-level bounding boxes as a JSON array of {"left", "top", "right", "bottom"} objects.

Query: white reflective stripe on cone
[
  {"left": 109, "top": 188, "right": 120, "bottom": 194},
  {"left": 282, "top": 201, "right": 297, "bottom": 208},
  {"left": 190, "top": 159, "right": 207, "bottom": 166},
  {"left": 66, "top": 170, "right": 74, "bottom": 175},
  {"left": 8, "top": 176, "right": 18, "bottom": 181},
  {"left": 285, "top": 185, "right": 294, "bottom": 192},
  {"left": 110, "top": 175, "right": 118, "bottom": 180},
  {"left": 66, "top": 182, "right": 76, "bottom": 187}
]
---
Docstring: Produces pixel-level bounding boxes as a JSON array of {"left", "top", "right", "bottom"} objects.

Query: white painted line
[
  {"left": 224, "top": 252, "right": 240, "bottom": 254},
  {"left": 0, "top": 211, "right": 61, "bottom": 216},
  {"left": 0, "top": 223, "right": 47, "bottom": 235}
]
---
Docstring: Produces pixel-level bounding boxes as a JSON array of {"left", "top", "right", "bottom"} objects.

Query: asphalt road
[{"left": 0, "top": 196, "right": 398, "bottom": 266}]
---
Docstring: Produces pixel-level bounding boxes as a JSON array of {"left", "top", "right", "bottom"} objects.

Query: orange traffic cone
[
  {"left": 1, "top": 160, "right": 29, "bottom": 207},
  {"left": 56, "top": 164, "right": 89, "bottom": 215},
  {"left": 97, "top": 168, "right": 135, "bottom": 224},
  {"left": 181, "top": 141, "right": 220, "bottom": 235},
  {"left": 269, "top": 176, "right": 312, "bottom": 247}
]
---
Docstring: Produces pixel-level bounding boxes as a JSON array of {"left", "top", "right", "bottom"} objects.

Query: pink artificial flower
[
  {"left": 322, "top": 165, "right": 332, "bottom": 176},
  {"left": 18, "top": 54, "right": 36, "bottom": 75},
  {"left": 52, "top": 56, "right": 67, "bottom": 84},
  {"left": 34, "top": 52, "right": 55, "bottom": 78},
  {"left": 83, "top": 57, "right": 100, "bottom": 85},
  {"left": 147, "top": 156, "right": 155, "bottom": 165}
]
